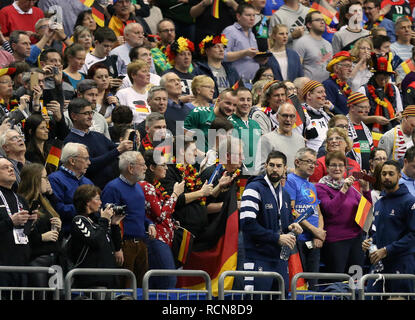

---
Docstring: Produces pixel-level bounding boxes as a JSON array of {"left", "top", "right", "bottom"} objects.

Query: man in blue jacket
[
  {"left": 48, "top": 142, "right": 93, "bottom": 237},
  {"left": 362, "top": 160, "right": 415, "bottom": 295},
  {"left": 240, "top": 150, "right": 302, "bottom": 295}
]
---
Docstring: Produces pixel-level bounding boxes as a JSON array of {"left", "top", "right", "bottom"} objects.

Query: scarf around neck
[{"left": 318, "top": 175, "right": 345, "bottom": 190}]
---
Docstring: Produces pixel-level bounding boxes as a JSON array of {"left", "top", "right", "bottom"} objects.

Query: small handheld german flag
[
  {"left": 355, "top": 195, "right": 372, "bottom": 229},
  {"left": 172, "top": 226, "right": 195, "bottom": 267},
  {"left": 45, "top": 139, "right": 63, "bottom": 173},
  {"left": 232, "top": 79, "right": 245, "bottom": 90}
]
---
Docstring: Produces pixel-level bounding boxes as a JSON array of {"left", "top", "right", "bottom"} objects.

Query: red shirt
[
  {"left": 138, "top": 181, "right": 177, "bottom": 246},
  {"left": 0, "top": 5, "right": 44, "bottom": 37}
]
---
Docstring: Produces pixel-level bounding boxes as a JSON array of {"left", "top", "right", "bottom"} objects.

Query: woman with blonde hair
[
  {"left": 309, "top": 127, "right": 362, "bottom": 191},
  {"left": 72, "top": 25, "right": 93, "bottom": 53},
  {"left": 348, "top": 37, "right": 373, "bottom": 91},
  {"left": 18, "top": 163, "right": 62, "bottom": 287},
  {"left": 267, "top": 24, "right": 303, "bottom": 81},
  {"left": 251, "top": 79, "right": 269, "bottom": 107},
  {"left": 189, "top": 75, "right": 215, "bottom": 108}
]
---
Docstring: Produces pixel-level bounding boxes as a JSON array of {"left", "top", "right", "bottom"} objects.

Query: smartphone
[
  {"left": 128, "top": 130, "right": 137, "bottom": 150},
  {"left": 30, "top": 72, "right": 39, "bottom": 91},
  {"left": 42, "top": 90, "right": 56, "bottom": 106},
  {"left": 29, "top": 200, "right": 40, "bottom": 215},
  {"left": 52, "top": 66, "right": 59, "bottom": 75},
  {"left": 117, "top": 75, "right": 126, "bottom": 80},
  {"left": 352, "top": 171, "right": 376, "bottom": 184}
]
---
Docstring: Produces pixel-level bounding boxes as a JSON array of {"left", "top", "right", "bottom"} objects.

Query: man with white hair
[
  {"left": 101, "top": 151, "right": 156, "bottom": 288},
  {"left": 0, "top": 128, "right": 28, "bottom": 188},
  {"left": 48, "top": 142, "right": 93, "bottom": 237},
  {"left": 110, "top": 22, "right": 145, "bottom": 66}
]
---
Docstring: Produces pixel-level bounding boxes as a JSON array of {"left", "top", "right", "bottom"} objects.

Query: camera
[{"left": 107, "top": 204, "right": 127, "bottom": 216}]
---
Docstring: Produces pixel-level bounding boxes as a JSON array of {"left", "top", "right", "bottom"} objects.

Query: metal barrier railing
[
  {"left": 357, "top": 273, "right": 415, "bottom": 300},
  {"left": 0, "top": 266, "right": 62, "bottom": 300},
  {"left": 142, "top": 269, "right": 212, "bottom": 300},
  {"left": 64, "top": 268, "right": 137, "bottom": 300},
  {"left": 218, "top": 270, "right": 285, "bottom": 300},
  {"left": 291, "top": 272, "right": 355, "bottom": 300}
]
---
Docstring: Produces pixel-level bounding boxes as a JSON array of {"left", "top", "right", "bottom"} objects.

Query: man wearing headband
[
  {"left": 194, "top": 34, "right": 239, "bottom": 98},
  {"left": 379, "top": 105, "right": 415, "bottom": 161},
  {"left": 164, "top": 37, "right": 197, "bottom": 96},
  {"left": 346, "top": 91, "right": 374, "bottom": 171},
  {"left": 301, "top": 80, "right": 331, "bottom": 152}
]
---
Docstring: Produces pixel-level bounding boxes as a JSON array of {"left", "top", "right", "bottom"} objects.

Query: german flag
[
  {"left": 288, "top": 244, "right": 307, "bottom": 291},
  {"left": 396, "top": 58, "right": 415, "bottom": 79},
  {"left": 78, "top": 0, "right": 105, "bottom": 27},
  {"left": 45, "top": 139, "right": 63, "bottom": 172},
  {"left": 176, "top": 182, "right": 239, "bottom": 297},
  {"left": 135, "top": 100, "right": 150, "bottom": 114},
  {"left": 355, "top": 195, "right": 372, "bottom": 229},
  {"left": 172, "top": 226, "right": 195, "bottom": 265},
  {"left": 309, "top": 0, "right": 338, "bottom": 25},
  {"left": 372, "top": 132, "right": 383, "bottom": 147},
  {"left": 212, "top": 0, "right": 220, "bottom": 18},
  {"left": 232, "top": 79, "right": 245, "bottom": 90},
  {"left": 292, "top": 111, "right": 303, "bottom": 129}
]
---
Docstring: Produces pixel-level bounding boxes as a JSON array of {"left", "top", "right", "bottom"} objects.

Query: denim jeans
[{"left": 147, "top": 238, "right": 177, "bottom": 289}]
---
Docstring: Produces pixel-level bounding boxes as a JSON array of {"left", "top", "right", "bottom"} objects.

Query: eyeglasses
[
  {"left": 328, "top": 164, "right": 345, "bottom": 168},
  {"left": 76, "top": 111, "right": 94, "bottom": 116},
  {"left": 261, "top": 74, "right": 274, "bottom": 79},
  {"left": 278, "top": 114, "right": 296, "bottom": 119},
  {"left": 312, "top": 18, "right": 325, "bottom": 23},
  {"left": 327, "top": 136, "right": 344, "bottom": 142},
  {"left": 0, "top": 80, "right": 13, "bottom": 85},
  {"left": 298, "top": 159, "right": 318, "bottom": 166},
  {"left": 8, "top": 135, "right": 25, "bottom": 142},
  {"left": 338, "top": 63, "right": 353, "bottom": 69},
  {"left": 134, "top": 162, "right": 146, "bottom": 167},
  {"left": 75, "top": 156, "right": 90, "bottom": 161},
  {"left": 363, "top": 6, "right": 376, "bottom": 11},
  {"left": 160, "top": 28, "right": 175, "bottom": 33}
]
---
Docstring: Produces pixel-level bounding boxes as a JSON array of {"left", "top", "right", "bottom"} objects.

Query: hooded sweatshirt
[
  {"left": 373, "top": 184, "right": 415, "bottom": 260},
  {"left": 240, "top": 175, "right": 294, "bottom": 261},
  {"left": 269, "top": 3, "right": 310, "bottom": 46}
]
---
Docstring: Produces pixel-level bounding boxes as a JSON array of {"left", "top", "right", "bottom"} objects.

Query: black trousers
[{"left": 322, "top": 234, "right": 365, "bottom": 274}]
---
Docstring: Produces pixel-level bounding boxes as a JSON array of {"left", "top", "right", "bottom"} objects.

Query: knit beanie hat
[
  {"left": 301, "top": 80, "right": 323, "bottom": 99},
  {"left": 347, "top": 92, "right": 369, "bottom": 106}
]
